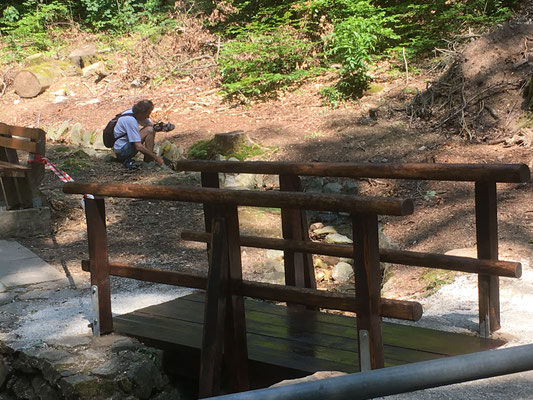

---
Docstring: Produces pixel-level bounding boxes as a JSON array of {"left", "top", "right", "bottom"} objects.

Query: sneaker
[{"left": 123, "top": 159, "right": 136, "bottom": 170}]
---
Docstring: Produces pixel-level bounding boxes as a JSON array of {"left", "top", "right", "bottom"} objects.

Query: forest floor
[{"left": 0, "top": 8, "right": 532, "bottom": 320}]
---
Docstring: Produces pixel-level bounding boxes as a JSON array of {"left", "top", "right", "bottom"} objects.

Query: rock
[
  {"left": 262, "top": 271, "right": 286, "bottom": 285},
  {"left": 262, "top": 174, "right": 279, "bottom": 188},
  {"left": 309, "top": 222, "right": 324, "bottom": 231},
  {"left": 59, "top": 374, "right": 111, "bottom": 399},
  {"left": 128, "top": 361, "right": 160, "bottom": 399},
  {"left": 323, "top": 182, "right": 342, "bottom": 193},
  {"left": 0, "top": 293, "right": 15, "bottom": 306},
  {"left": 110, "top": 337, "right": 137, "bottom": 353},
  {"left": 303, "top": 177, "right": 324, "bottom": 192},
  {"left": 70, "top": 122, "right": 83, "bottom": 145},
  {"left": 92, "top": 358, "right": 122, "bottom": 379},
  {"left": 82, "top": 61, "right": 107, "bottom": 79},
  {"left": 25, "top": 53, "right": 48, "bottom": 66},
  {"left": 266, "top": 249, "right": 284, "bottom": 262},
  {"left": 68, "top": 44, "right": 98, "bottom": 68},
  {"left": 0, "top": 358, "right": 9, "bottom": 388},
  {"left": 31, "top": 376, "right": 60, "bottom": 400},
  {"left": 342, "top": 181, "right": 359, "bottom": 194},
  {"left": 80, "top": 128, "right": 93, "bottom": 147},
  {"left": 9, "top": 375, "right": 36, "bottom": 399},
  {"left": 313, "top": 226, "right": 337, "bottom": 235},
  {"left": 263, "top": 259, "right": 285, "bottom": 273},
  {"left": 332, "top": 262, "right": 354, "bottom": 282},
  {"left": 45, "top": 335, "right": 91, "bottom": 348},
  {"left": 313, "top": 258, "right": 329, "bottom": 269},
  {"left": 324, "top": 233, "right": 352, "bottom": 244},
  {"left": 234, "top": 173, "right": 261, "bottom": 189}
]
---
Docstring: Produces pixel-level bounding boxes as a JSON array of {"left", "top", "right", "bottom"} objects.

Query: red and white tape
[
  {"left": 29, "top": 154, "right": 73, "bottom": 182},
  {"left": 29, "top": 154, "right": 94, "bottom": 208}
]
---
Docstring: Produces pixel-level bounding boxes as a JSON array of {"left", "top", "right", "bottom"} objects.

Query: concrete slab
[
  {"left": 0, "top": 240, "right": 66, "bottom": 288},
  {"left": 0, "top": 207, "right": 51, "bottom": 239},
  {"left": 0, "top": 240, "right": 39, "bottom": 261}
]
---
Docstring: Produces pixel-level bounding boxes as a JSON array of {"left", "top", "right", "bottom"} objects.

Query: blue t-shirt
[{"left": 113, "top": 109, "right": 150, "bottom": 151}]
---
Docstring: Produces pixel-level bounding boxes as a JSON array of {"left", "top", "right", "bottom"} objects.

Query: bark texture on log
[
  {"left": 14, "top": 61, "right": 80, "bottom": 98},
  {"left": 212, "top": 130, "right": 246, "bottom": 156}
]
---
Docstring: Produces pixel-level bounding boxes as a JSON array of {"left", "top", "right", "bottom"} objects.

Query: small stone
[
  {"left": 117, "top": 375, "right": 133, "bottom": 393},
  {"left": 37, "top": 348, "right": 73, "bottom": 363},
  {"left": 110, "top": 337, "right": 137, "bottom": 353},
  {"left": 0, "top": 293, "right": 15, "bottom": 306},
  {"left": 31, "top": 376, "right": 60, "bottom": 400},
  {"left": 263, "top": 259, "right": 284, "bottom": 273},
  {"left": 10, "top": 375, "right": 36, "bottom": 399},
  {"left": 324, "top": 233, "right": 353, "bottom": 244},
  {"left": 322, "top": 182, "right": 342, "bottom": 193},
  {"left": 92, "top": 358, "right": 122, "bottom": 378},
  {"left": 332, "top": 262, "right": 354, "bottom": 283},
  {"left": 342, "top": 181, "right": 359, "bottom": 194},
  {"left": 304, "top": 177, "right": 324, "bottom": 193},
  {"left": 309, "top": 222, "right": 324, "bottom": 231},
  {"left": 313, "top": 226, "right": 337, "bottom": 235},
  {"left": 313, "top": 258, "right": 328, "bottom": 269},
  {"left": 0, "top": 358, "right": 9, "bottom": 388},
  {"left": 266, "top": 249, "right": 284, "bottom": 262}
]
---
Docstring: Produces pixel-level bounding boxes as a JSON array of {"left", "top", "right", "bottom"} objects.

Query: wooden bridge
[{"left": 64, "top": 161, "right": 529, "bottom": 398}]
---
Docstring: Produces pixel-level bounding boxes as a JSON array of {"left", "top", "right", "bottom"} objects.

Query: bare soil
[{"left": 1, "top": 10, "right": 532, "bottom": 301}]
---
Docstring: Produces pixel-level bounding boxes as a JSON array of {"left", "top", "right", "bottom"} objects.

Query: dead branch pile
[{"left": 406, "top": 22, "right": 533, "bottom": 141}]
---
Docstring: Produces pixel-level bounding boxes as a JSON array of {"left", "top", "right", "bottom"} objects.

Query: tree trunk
[
  {"left": 13, "top": 61, "right": 79, "bottom": 98},
  {"left": 212, "top": 131, "right": 246, "bottom": 156}
]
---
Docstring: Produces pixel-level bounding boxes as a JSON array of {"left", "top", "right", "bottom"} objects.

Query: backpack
[{"left": 103, "top": 112, "right": 134, "bottom": 148}]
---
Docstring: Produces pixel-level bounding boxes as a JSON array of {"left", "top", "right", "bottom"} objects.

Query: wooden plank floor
[{"left": 114, "top": 291, "right": 505, "bottom": 377}]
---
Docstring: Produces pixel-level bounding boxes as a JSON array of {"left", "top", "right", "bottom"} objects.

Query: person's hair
[{"left": 132, "top": 99, "right": 154, "bottom": 116}]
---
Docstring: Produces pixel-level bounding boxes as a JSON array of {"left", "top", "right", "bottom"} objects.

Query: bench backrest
[{"left": 0, "top": 122, "right": 45, "bottom": 162}]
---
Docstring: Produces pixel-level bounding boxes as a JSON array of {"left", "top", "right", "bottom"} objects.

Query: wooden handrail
[
  {"left": 174, "top": 160, "right": 530, "bottom": 183},
  {"left": 181, "top": 231, "right": 522, "bottom": 278},
  {"left": 81, "top": 260, "right": 423, "bottom": 321},
  {"left": 63, "top": 182, "right": 414, "bottom": 216}
]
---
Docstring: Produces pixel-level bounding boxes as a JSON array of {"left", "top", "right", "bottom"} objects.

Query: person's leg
[
  {"left": 115, "top": 142, "right": 138, "bottom": 162},
  {"left": 140, "top": 125, "right": 156, "bottom": 163}
]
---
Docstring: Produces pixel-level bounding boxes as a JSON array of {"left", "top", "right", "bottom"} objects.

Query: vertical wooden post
[
  {"left": 221, "top": 205, "right": 249, "bottom": 393},
  {"left": 199, "top": 218, "right": 229, "bottom": 399},
  {"left": 0, "top": 144, "right": 22, "bottom": 209},
  {"left": 352, "top": 213, "right": 384, "bottom": 370},
  {"left": 475, "top": 181, "right": 500, "bottom": 337},
  {"left": 201, "top": 171, "right": 220, "bottom": 234},
  {"left": 85, "top": 197, "right": 113, "bottom": 334},
  {"left": 279, "top": 174, "right": 316, "bottom": 294}
]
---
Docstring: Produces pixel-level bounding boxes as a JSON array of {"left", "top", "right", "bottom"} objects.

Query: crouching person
[{"left": 113, "top": 99, "right": 163, "bottom": 169}]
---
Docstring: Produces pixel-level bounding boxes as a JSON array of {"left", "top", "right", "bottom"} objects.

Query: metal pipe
[{"left": 207, "top": 344, "right": 533, "bottom": 400}]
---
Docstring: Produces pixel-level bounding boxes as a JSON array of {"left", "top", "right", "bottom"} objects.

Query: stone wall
[{"left": 0, "top": 335, "right": 193, "bottom": 400}]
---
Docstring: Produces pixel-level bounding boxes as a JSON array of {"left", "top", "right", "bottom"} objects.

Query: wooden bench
[
  {"left": 0, "top": 122, "right": 46, "bottom": 209},
  {"left": 174, "top": 160, "right": 530, "bottom": 338}
]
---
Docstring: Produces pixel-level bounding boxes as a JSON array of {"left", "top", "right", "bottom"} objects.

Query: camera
[{"left": 153, "top": 122, "right": 175, "bottom": 132}]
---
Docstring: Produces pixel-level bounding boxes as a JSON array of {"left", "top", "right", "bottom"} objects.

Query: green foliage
[
  {"left": 187, "top": 140, "right": 210, "bottom": 160},
  {"left": 0, "top": 1, "right": 71, "bottom": 55},
  {"left": 313, "top": 0, "right": 399, "bottom": 97},
  {"left": 187, "top": 137, "right": 277, "bottom": 160},
  {"left": 381, "top": 0, "right": 517, "bottom": 56},
  {"left": 421, "top": 268, "right": 456, "bottom": 297},
  {"left": 219, "top": 28, "right": 321, "bottom": 99}
]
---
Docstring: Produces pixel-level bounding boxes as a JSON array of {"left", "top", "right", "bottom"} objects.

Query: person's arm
[{"left": 134, "top": 142, "right": 163, "bottom": 165}]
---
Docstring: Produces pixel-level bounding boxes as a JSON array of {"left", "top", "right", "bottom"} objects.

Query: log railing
[
  {"left": 173, "top": 160, "right": 530, "bottom": 337},
  {"left": 64, "top": 182, "right": 416, "bottom": 397}
]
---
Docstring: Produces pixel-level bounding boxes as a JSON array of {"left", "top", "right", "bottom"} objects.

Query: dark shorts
[{"left": 115, "top": 142, "right": 137, "bottom": 161}]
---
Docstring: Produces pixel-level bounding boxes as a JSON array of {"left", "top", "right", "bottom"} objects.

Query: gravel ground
[{"left": 380, "top": 254, "right": 533, "bottom": 399}]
